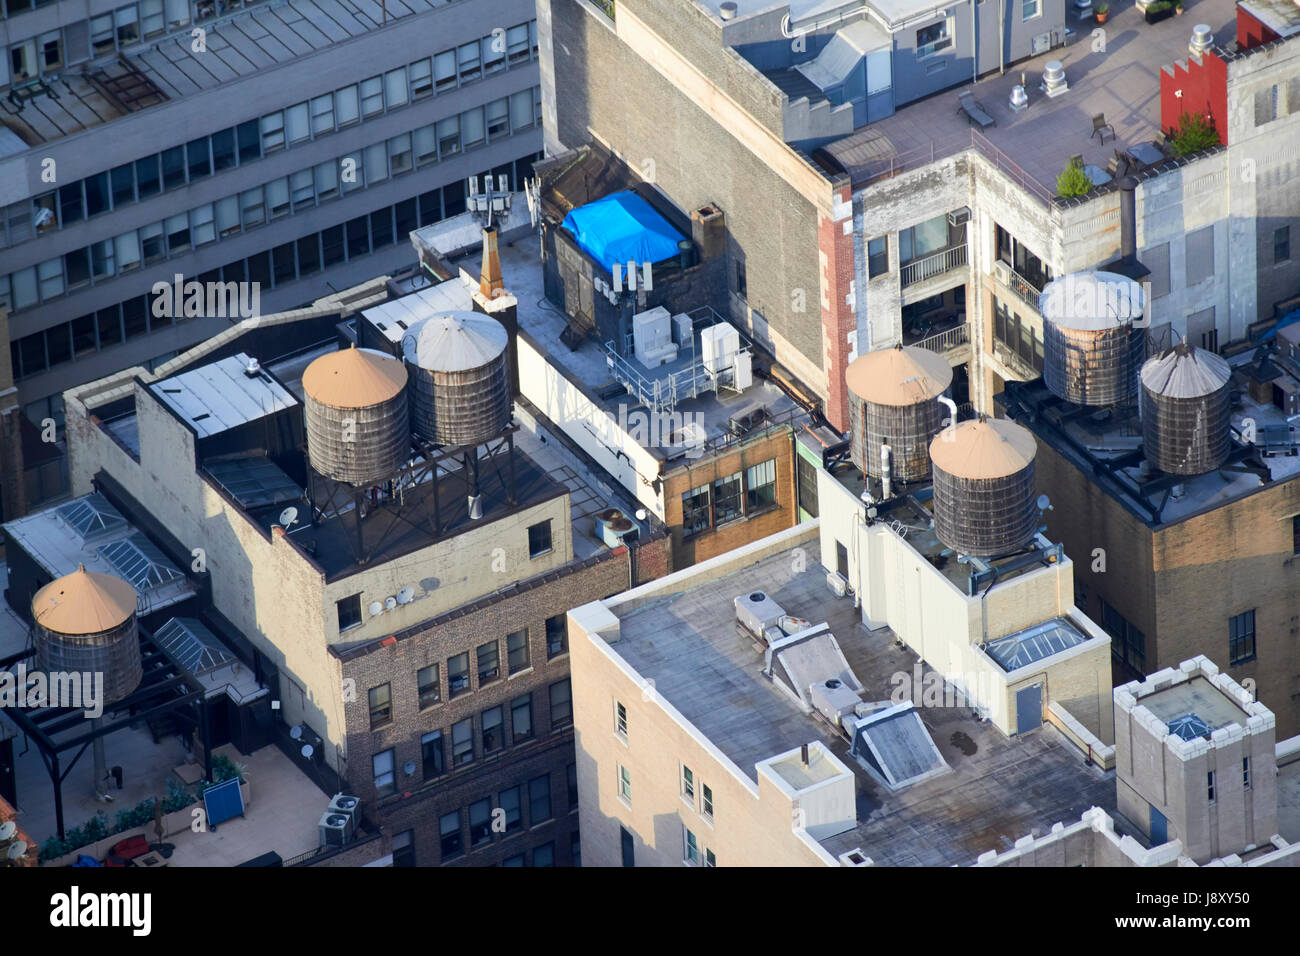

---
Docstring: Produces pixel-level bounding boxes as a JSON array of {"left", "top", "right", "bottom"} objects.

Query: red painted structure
[
  {"left": 1237, "top": 4, "right": 1281, "bottom": 49},
  {"left": 1160, "top": 47, "right": 1229, "bottom": 143}
]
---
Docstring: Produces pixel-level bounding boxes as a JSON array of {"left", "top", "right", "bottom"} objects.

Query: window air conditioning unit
[
  {"left": 319, "top": 811, "right": 354, "bottom": 847},
  {"left": 993, "top": 261, "right": 1013, "bottom": 286},
  {"left": 948, "top": 207, "right": 971, "bottom": 227},
  {"left": 827, "top": 571, "right": 849, "bottom": 598}
]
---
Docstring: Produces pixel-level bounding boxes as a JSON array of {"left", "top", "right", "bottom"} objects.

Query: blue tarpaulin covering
[{"left": 560, "top": 191, "right": 685, "bottom": 273}]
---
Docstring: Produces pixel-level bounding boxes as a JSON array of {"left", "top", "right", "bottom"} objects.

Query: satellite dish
[
  {"left": 279, "top": 506, "right": 299, "bottom": 528},
  {"left": 634, "top": 509, "right": 648, "bottom": 521},
  {"left": 369, "top": 601, "right": 384, "bottom": 617},
  {"left": 7, "top": 840, "right": 28, "bottom": 860},
  {"left": 289, "top": 725, "right": 304, "bottom": 740},
  {"left": 384, "top": 596, "right": 397, "bottom": 611},
  {"left": 301, "top": 743, "right": 314, "bottom": 760},
  {"left": 1036, "top": 494, "right": 1053, "bottom": 512},
  {"left": 403, "top": 760, "right": 416, "bottom": 776},
  {"left": 396, "top": 586, "right": 415, "bottom": 605},
  {"left": 0, "top": 821, "right": 15, "bottom": 840}
]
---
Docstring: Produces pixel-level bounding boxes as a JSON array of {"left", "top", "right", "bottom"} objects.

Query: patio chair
[
  {"left": 957, "top": 90, "right": 996, "bottom": 129},
  {"left": 1091, "top": 113, "right": 1116, "bottom": 144},
  {"left": 1105, "top": 156, "right": 1120, "bottom": 177},
  {"left": 1154, "top": 130, "right": 1168, "bottom": 149}
]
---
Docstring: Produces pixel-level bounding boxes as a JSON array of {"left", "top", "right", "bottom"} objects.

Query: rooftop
[
  {"left": 610, "top": 546, "right": 1121, "bottom": 865},
  {"left": 823, "top": 0, "right": 1240, "bottom": 195},
  {"left": 998, "top": 347, "right": 1300, "bottom": 527},
  {"left": 1138, "top": 675, "right": 1251, "bottom": 735},
  {"left": 1, "top": 0, "right": 454, "bottom": 149},
  {"left": 150, "top": 353, "right": 298, "bottom": 438}
]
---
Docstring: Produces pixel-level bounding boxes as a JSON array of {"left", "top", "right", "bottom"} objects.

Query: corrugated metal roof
[
  {"left": 401, "top": 311, "right": 508, "bottom": 373},
  {"left": 1039, "top": 271, "right": 1145, "bottom": 330},
  {"left": 930, "top": 417, "right": 1037, "bottom": 479},
  {"left": 794, "top": 19, "right": 889, "bottom": 91},
  {"left": 846, "top": 344, "right": 952, "bottom": 406},
  {"left": 1140, "top": 343, "right": 1231, "bottom": 399},
  {"left": 151, "top": 353, "right": 297, "bottom": 438}
]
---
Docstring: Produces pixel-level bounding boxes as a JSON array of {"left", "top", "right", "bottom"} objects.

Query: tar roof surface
[{"left": 612, "top": 547, "right": 1119, "bottom": 865}]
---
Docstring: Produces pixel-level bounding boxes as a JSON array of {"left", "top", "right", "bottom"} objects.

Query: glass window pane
[
  {"left": 115, "top": 231, "right": 142, "bottom": 272},
  {"left": 315, "top": 160, "right": 339, "bottom": 201},
  {"left": 335, "top": 85, "right": 359, "bottom": 126},
  {"left": 140, "top": 222, "right": 164, "bottom": 263},
  {"left": 437, "top": 116, "right": 460, "bottom": 158},
  {"left": 389, "top": 133, "right": 412, "bottom": 175},
  {"left": 211, "top": 128, "right": 236, "bottom": 171},
  {"left": 187, "top": 137, "right": 211, "bottom": 179},
  {"left": 434, "top": 50, "right": 457, "bottom": 90},
  {"left": 111, "top": 164, "right": 136, "bottom": 207},
  {"left": 165, "top": 213, "right": 189, "bottom": 254},
  {"left": 297, "top": 234, "right": 321, "bottom": 275},
  {"left": 341, "top": 152, "right": 363, "bottom": 193},
  {"left": 410, "top": 58, "right": 432, "bottom": 97},
  {"left": 190, "top": 203, "right": 215, "bottom": 246},
  {"left": 161, "top": 145, "right": 186, "bottom": 189},
  {"left": 461, "top": 106, "right": 484, "bottom": 149},
  {"left": 216, "top": 195, "right": 240, "bottom": 236},
  {"left": 260, "top": 112, "right": 285, "bottom": 152},
  {"left": 487, "top": 98, "right": 508, "bottom": 138},
  {"left": 509, "top": 90, "right": 533, "bottom": 131},
  {"left": 266, "top": 177, "right": 290, "bottom": 219},
  {"left": 285, "top": 102, "right": 309, "bottom": 143},
  {"left": 84, "top": 172, "right": 109, "bottom": 217},
  {"left": 236, "top": 119, "right": 261, "bottom": 163},
  {"left": 11, "top": 267, "right": 38, "bottom": 310},
  {"left": 241, "top": 187, "right": 265, "bottom": 227},
  {"left": 290, "top": 169, "right": 314, "bottom": 208},
  {"left": 384, "top": 68, "right": 408, "bottom": 107},
  {"left": 360, "top": 75, "right": 384, "bottom": 116},
  {"left": 310, "top": 94, "right": 334, "bottom": 135},
  {"left": 363, "top": 143, "right": 387, "bottom": 184}
]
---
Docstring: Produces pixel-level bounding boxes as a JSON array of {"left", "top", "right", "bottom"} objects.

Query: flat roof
[
  {"left": 1240, "top": 0, "right": 1300, "bottom": 36},
  {"left": 1140, "top": 676, "right": 1250, "bottom": 735},
  {"left": 361, "top": 285, "right": 475, "bottom": 347},
  {"left": 824, "top": 0, "right": 1240, "bottom": 194},
  {"left": 998, "top": 351, "right": 1300, "bottom": 527},
  {"left": 610, "top": 546, "right": 1119, "bottom": 865},
  {"left": 151, "top": 353, "right": 298, "bottom": 438}
]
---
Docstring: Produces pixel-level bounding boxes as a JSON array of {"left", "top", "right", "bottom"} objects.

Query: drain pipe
[
  {"left": 999, "top": 0, "right": 1005, "bottom": 74},
  {"left": 972, "top": 0, "right": 979, "bottom": 82}
]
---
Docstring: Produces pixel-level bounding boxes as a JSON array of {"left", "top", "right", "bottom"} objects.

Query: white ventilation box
[
  {"left": 632, "top": 306, "right": 677, "bottom": 368},
  {"left": 700, "top": 322, "right": 742, "bottom": 375},
  {"left": 810, "top": 678, "right": 863, "bottom": 729},
  {"left": 732, "top": 349, "right": 753, "bottom": 391},
  {"left": 735, "top": 590, "right": 786, "bottom": 639},
  {"left": 827, "top": 571, "right": 848, "bottom": 597}
]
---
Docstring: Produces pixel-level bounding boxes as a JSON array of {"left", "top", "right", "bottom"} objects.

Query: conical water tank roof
[
  {"left": 929, "top": 416, "right": 1039, "bottom": 557},
  {"left": 32, "top": 564, "right": 137, "bottom": 635},
  {"left": 845, "top": 344, "right": 952, "bottom": 406},
  {"left": 402, "top": 311, "right": 509, "bottom": 373},
  {"left": 845, "top": 345, "right": 952, "bottom": 481},
  {"left": 929, "top": 416, "right": 1036, "bottom": 479},
  {"left": 402, "top": 311, "right": 511, "bottom": 447},
  {"left": 1139, "top": 342, "right": 1230, "bottom": 399},
  {"left": 302, "top": 344, "right": 407, "bottom": 408}
]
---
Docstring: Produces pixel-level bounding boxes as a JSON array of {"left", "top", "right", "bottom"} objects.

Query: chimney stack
[{"left": 479, "top": 225, "right": 504, "bottom": 300}]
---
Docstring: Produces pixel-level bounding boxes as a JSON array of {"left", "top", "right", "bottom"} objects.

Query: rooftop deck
[
  {"left": 612, "top": 547, "right": 1122, "bottom": 865},
  {"left": 826, "top": 0, "right": 1239, "bottom": 196}
]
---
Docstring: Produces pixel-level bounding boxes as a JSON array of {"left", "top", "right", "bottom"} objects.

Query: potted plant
[
  {"left": 1095, "top": 2, "right": 1109, "bottom": 21},
  {"left": 1174, "top": 0, "right": 1184, "bottom": 13},
  {"left": 1144, "top": 0, "right": 1175, "bottom": 22},
  {"left": 1056, "top": 157, "right": 1093, "bottom": 199}
]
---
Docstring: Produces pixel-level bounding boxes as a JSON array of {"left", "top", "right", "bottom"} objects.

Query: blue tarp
[{"left": 560, "top": 191, "right": 685, "bottom": 273}]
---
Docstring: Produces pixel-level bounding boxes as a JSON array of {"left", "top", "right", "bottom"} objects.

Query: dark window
[
  {"left": 528, "top": 520, "right": 552, "bottom": 557},
  {"left": 122, "top": 297, "right": 148, "bottom": 340},
  {"left": 418, "top": 189, "right": 442, "bottom": 227},
  {"left": 212, "top": 128, "right": 236, "bottom": 171},
  {"left": 337, "top": 593, "right": 362, "bottom": 631},
  {"left": 477, "top": 640, "right": 500, "bottom": 684},
  {"left": 507, "top": 629, "right": 530, "bottom": 674},
  {"left": 529, "top": 775, "right": 552, "bottom": 824},
  {"left": 346, "top": 215, "right": 370, "bottom": 259},
  {"left": 482, "top": 705, "right": 504, "bottom": 753},
  {"left": 735, "top": 259, "right": 747, "bottom": 296},
  {"left": 392, "top": 829, "right": 416, "bottom": 867},
  {"left": 373, "top": 748, "right": 395, "bottom": 797},
  {"left": 452, "top": 716, "right": 474, "bottom": 765},
  {"left": 448, "top": 652, "right": 470, "bottom": 698},
  {"left": 18, "top": 333, "right": 45, "bottom": 377},
  {"left": 443, "top": 181, "right": 467, "bottom": 218},
  {"left": 531, "top": 842, "right": 554, "bottom": 867},
  {"left": 1101, "top": 599, "right": 1146, "bottom": 672},
  {"left": 1276, "top": 226, "right": 1292, "bottom": 264},
  {"left": 236, "top": 119, "right": 261, "bottom": 164},
  {"left": 161, "top": 146, "right": 186, "bottom": 190},
  {"left": 682, "top": 484, "right": 711, "bottom": 538},
  {"left": 745, "top": 459, "right": 777, "bottom": 513},
  {"left": 1208, "top": 771, "right": 1216, "bottom": 803},
  {"left": 499, "top": 786, "right": 522, "bottom": 833},
  {"left": 620, "top": 826, "right": 635, "bottom": 867},
  {"left": 439, "top": 810, "right": 463, "bottom": 859},
  {"left": 186, "top": 137, "right": 211, "bottom": 180},
  {"left": 796, "top": 454, "right": 820, "bottom": 518},
  {"left": 221, "top": 260, "right": 246, "bottom": 285},
  {"left": 136, "top": 156, "right": 161, "bottom": 198},
  {"left": 246, "top": 251, "right": 271, "bottom": 287},
  {"left": 271, "top": 242, "right": 296, "bottom": 285},
  {"left": 469, "top": 798, "right": 492, "bottom": 847},
  {"left": 511, "top": 694, "right": 533, "bottom": 741},
  {"left": 46, "top": 325, "right": 71, "bottom": 367},
  {"left": 110, "top": 164, "right": 135, "bottom": 207},
  {"left": 59, "top": 183, "right": 84, "bottom": 224},
  {"left": 1229, "top": 609, "right": 1256, "bottom": 665},
  {"left": 549, "top": 679, "right": 572, "bottom": 728},
  {"left": 369, "top": 208, "right": 394, "bottom": 249},
  {"left": 395, "top": 197, "right": 418, "bottom": 238},
  {"left": 417, "top": 663, "right": 440, "bottom": 708},
  {"left": 868, "top": 236, "right": 889, "bottom": 277},
  {"left": 297, "top": 234, "right": 321, "bottom": 276},
  {"left": 368, "top": 683, "right": 392, "bottom": 728},
  {"left": 421, "top": 730, "right": 443, "bottom": 779},
  {"left": 566, "top": 762, "right": 579, "bottom": 810},
  {"left": 835, "top": 541, "right": 849, "bottom": 579},
  {"left": 322, "top": 225, "right": 345, "bottom": 267},
  {"left": 97, "top": 307, "right": 123, "bottom": 349},
  {"left": 71, "top": 314, "right": 97, "bottom": 356},
  {"left": 545, "top": 614, "right": 567, "bottom": 658},
  {"left": 503, "top": 854, "right": 525, "bottom": 866},
  {"left": 64, "top": 248, "right": 91, "bottom": 290},
  {"left": 84, "top": 173, "right": 109, "bottom": 217},
  {"left": 1244, "top": 756, "right": 1251, "bottom": 788}
]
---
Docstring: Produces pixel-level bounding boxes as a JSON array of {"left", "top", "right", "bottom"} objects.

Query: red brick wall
[
  {"left": 819, "top": 183, "right": 856, "bottom": 432},
  {"left": 1160, "top": 50, "right": 1229, "bottom": 144}
]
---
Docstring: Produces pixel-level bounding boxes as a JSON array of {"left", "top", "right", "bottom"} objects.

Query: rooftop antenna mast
[{"left": 468, "top": 174, "right": 513, "bottom": 300}]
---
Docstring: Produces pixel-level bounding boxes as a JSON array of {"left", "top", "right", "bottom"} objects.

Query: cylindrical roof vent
[
  {"left": 929, "top": 416, "right": 1038, "bottom": 557},
  {"left": 1140, "top": 343, "right": 1232, "bottom": 475},
  {"left": 32, "top": 565, "right": 142, "bottom": 706},
  {"left": 719, "top": 1, "right": 738, "bottom": 19},
  {"left": 1190, "top": 24, "right": 1213, "bottom": 56},
  {"left": 402, "top": 312, "right": 511, "bottom": 448},
  {"left": 303, "top": 345, "right": 410, "bottom": 487},
  {"left": 845, "top": 345, "right": 953, "bottom": 482},
  {"left": 1039, "top": 271, "right": 1146, "bottom": 406}
]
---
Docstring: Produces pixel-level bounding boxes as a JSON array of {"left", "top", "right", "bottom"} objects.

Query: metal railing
[
  {"left": 853, "top": 142, "right": 938, "bottom": 185},
  {"left": 900, "top": 243, "right": 968, "bottom": 288},
  {"left": 914, "top": 323, "right": 970, "bottom": 354},
  {"left": 970, "top": 129, "right": 1056, "bottom": 207}
]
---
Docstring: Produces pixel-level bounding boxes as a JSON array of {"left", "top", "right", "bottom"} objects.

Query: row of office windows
[
  {"left": 2, "top": 0, "right": 266, "bottom": 32},
  {"left": 0, "top": 20, "right": 539, "bottom": 249},
  {"left": 1, "top": 92, "right": 541, "bottom": 315},
  {"left": 433, "top": 764, "right": 579, "bottom": 864},
  {"left": 371, "top": 679, "right": 572, "bottom": 798},
  {"left": 6, "top": 154, "right": 537, "bottom": 383},
  {"left": 680, "top": 458, "right": 778, "bottom": 539}
]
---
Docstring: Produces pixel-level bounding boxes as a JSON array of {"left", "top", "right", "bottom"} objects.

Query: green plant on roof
[
  {"left": 1056, "top": 156, "right": 1092, "bottom": 198},
  {"left": 1095, "top": 2, "right": 1109, "bottom": 12},
  {"left": 1170, "top": 111, "right": 1220, "bottom": 156}
]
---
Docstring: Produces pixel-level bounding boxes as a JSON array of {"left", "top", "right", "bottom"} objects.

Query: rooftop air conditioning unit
[
  {"left": 948, "top": 207, "right": 971, "bottom": 227},
  {"left": 329, "top": 794, "right": 361, "bottom": 828},
  {"left": 319, "top": 811, "right": 354, "bottom": 847},
  {"left": 827, "top": 571, "right": 849, "bottom": 598},
  {"left": 735, "top": 590, "right": 785, "bottom": 639}
]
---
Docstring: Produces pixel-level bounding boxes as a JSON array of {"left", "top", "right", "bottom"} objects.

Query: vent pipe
[
  {"left": 881, "top": 441, "right": 893, "bottom": 501},
  {"left": 719, "top": 0, "right": 737, "bottom": 18},
  {"left": 937, "top": 395, "right": 958, "bottom": 433},
  {"left": 1190, "top": 24, "right": 1213, "bottom": 56},
  {"left": 1118, "top": 177, "right": 1137, "bottom": 262},
  {"left": 800, "top": 742, "right": 809, "bottom": 765}
]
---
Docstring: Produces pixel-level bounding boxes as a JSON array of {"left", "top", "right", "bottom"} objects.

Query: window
[
  {"left": 373, "top": 749, "right": 395, "bottom": 797},
  {"left": 567, "top": 763, "right": 579, "bottom": 811},
  {"left": 110, "top": 165, "right": 135, "bottom": 207},
  {"left": 389, "top": 133, "right": 413, "bottom": 175},
  {"left": 421, "top": 730, "right": 443, "bottom": 779},
  {"left": 621, "top": 826, "right": 635, "bottom": 867},
  {"left": 360, "top": 75, "right": 384, "bottom": 116},
  {"left": 550, "top": 679, "right": 572, "bottom": 727},
  {"left": 115, "top": 7, "right": 140, "bottom": 46},
  {"left": 681, "top": 765, "right": 695, "bottom": 803},
  {"left": 241, "top": 187, "right": 265, "bottom": 228},
  {"left": 735, "top": 259, "right": 747, "bottom": 296},
  {"left": 531, "top": 843, "right": 554, "bottom": 867},
  {"left": 439, "top": 810, "right": 463, "bottom": 859},
  {"left": 796, "top": 454, "right": 820, "bottom": 518},
  {"left": 615, "top": 701, "right": 627, "bottom": 740},
  {"left": 1101, "top": 599, "right": 1146, "bottom": 672},
  {"left": 915, "top": 16, "right": 953, "bottom": 58},
  {"left": 448, "top": 652, "right": 470, "bottom": 698},
  {"left": 452, "top": 716, "right": 474, "bottom": 766},
  {"left": 499, "top": 786, "right": 523, "bottom": 834},
  {"left": 1229, "top": 609, "right": 1256, "bottom": 665},
  {"left": 335, "top": 85, "right": 360, "bottom": 126},
  {"left": 682, "top": 483, "right": 711, "bottom": 538},
  {"left": 684, "top": 827, "right": 700, "bottom": 865},
  {"left": 310, "top": 94, "right": 335, "bottom": 135},
  {"left": 370, "top": 206, "right": 393, "bottom": 248},
  {"left": 85, "top": 172, "right": 109, "bottom": 217},
  {"left": 1021, "top": 0, "right": 1040, "bottom": 19},
  {"left": 1208, "top": 771, "right": 1216, "bottom": 804},
  {"left": 1255, "top": 85, "right": 1280, "bottom": 126},
  {"left": 290, "top": 169, "right": 314, "bottom": 210},
  {"left": 477, "top": 640, "right": 500, "bottom": 684},
  {"left": 745, "top": 459, "right": 777, "bottom": 513},
  {"left": 546, "top": 614, "right": 567, "bottom": 658},
  {"left": 507, "top": 629, "right": 530, "bottom": 674},
  {"left": 266, "top": 177, "right": 290, "bottom": 219},
  {"left": 511, "top": 694, "right": 533, "bottom": 741},
  {"left": 507, "top": 23, "right": 531, "bottom": 63},
  {"left": 60, "top": 183, "right": 83, "bottom": 224},
  {"left": 161, "top": 145, "right": 186, "bottom": 189},
  {"left": 315, "top": 161, "right": 339, "bottom": 202},
  {"left": 529, "top": 775, "right": 552, "bottom": 823},
  {"left": 836, "top": 541, "right": 849, "bottom": 579},
  {"left": 462, "top": 107, "right": 485, "bottom": 149},
  {"left": 363, "top": 143, "right": 387, "bottom": 185},
  {"left": 617, "top": 764, "right": 631, "bottom": 803},
  {"left": 503, "top": 854, "right": 525, "bottom": 867},
  {"left": 434, "top": 49, "right": 458, "bottom": 91},
  {"left": 418, "top": 663, "right": 441, "bottom": 708},
  {"left": 484, "top": 34, "right": 506, "bottom": 74},
  {"left": 899, "top": 214, "right": 951, "bottom": 265},
  {"left": 1243, "top": 756, "right": 1252, "bottom": 788},
  {"left": 410, "top": 58, "right": 433, "bottom": 97},
  {"left": 482, "top": 705, "right": 504, "bottom": 753},
  {"left": 457, "top": 40, "right": 481, "bottom": 81},
  {"left": 487, "top": 97, "right": 509, "bottom": 138},
  {"left": 528, "top": 519, "right": 552, "bottom": 557},
  {"left": 368, "top": 683, "right": 392, "bottom": 729},
  {"left": 1186, "top": 226, "right": 1215, "bottom": 286},
  {"left": 91, "top": 15, "right": 115, "bottom": 56},
  {"left": 509, "top": 89, "right": 534, "bottom": 131},
  {"left": 705, "top": 848, "right": 716, "bottom": 867},
  {"left": 186, "top": 137, "right": 211, "bottom": 180},
  {"left": 237, "top": 120, "right": 261, "bottom": 163},
  {"left": 868, "top": 236, "right": 889, "bottom": 278},
  {"left": 702, "top": 783, "right": 714, "bottom": 820},
  {"left": 337, "top": 593, "right": 361, "bottom": 631},
  {"left": 393, "top": 829, "right": 415, "bottom": 867},
  {"left": 1276, "top": 226, "right": 1291, "bottom": 264},
  {"left": 469, "top": 799, "right": 492, "bottom": 847}
]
